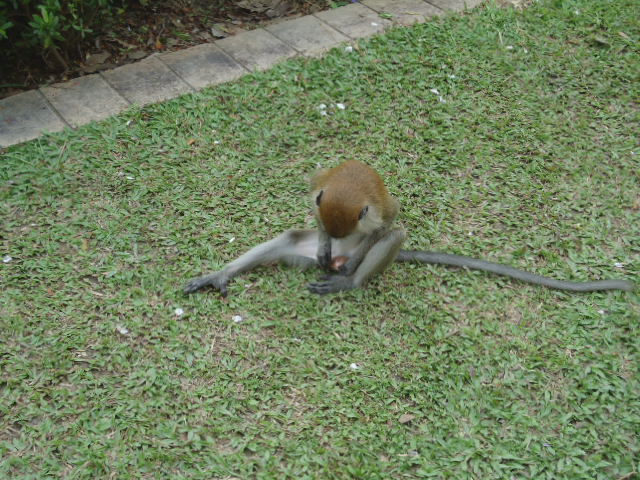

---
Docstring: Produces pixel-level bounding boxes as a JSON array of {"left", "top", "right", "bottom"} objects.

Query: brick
[
  {"left": 314, "top": 3, "right": 391, "bottom": 39},
  {"left": 101, "top": 56, "right": 193, "bottom": 105},
  {"left": 0, "top": 90, "right": 65, "bottom": 147},
  {"left": 160, "top": 43, "right": 246, "bottom": 89},
  {"left": 266, "top": 15, "right": 348, "bottom": 56},
  {"left": 361, "top": 0, "right": 443, "bottom": 25},
  {"left": 41, "top": 74, "right": 129, "bottom": 128},
  {"left": 216, "top": 29, "right": 297, "bottom": 71},
  {"left": 426, "top": 0, "right": 484, "bottom": 12}
]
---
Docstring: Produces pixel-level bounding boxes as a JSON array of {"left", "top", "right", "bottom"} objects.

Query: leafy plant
[{"left": 0, "top": 0, "right": 126, "bottom": 69}]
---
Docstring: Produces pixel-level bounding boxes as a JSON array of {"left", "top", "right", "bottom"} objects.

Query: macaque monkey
[{"left": 185, "top": 160, "right": 634, "bottom": 296}]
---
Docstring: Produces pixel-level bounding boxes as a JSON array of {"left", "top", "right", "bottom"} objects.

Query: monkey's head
[
  {"left": 310, "top": 160, "right": 399, "bottom": 239},
  {"left": 315, "top": 189, "right": 368, "bottom": 238}
]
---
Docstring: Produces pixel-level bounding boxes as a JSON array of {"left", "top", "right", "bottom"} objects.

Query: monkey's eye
[
  {"left": 316, "top": 190, "right": 323, "bottom": 206},
  {"left": 358, "top": 206, "right": 369, "bottom": 220}
]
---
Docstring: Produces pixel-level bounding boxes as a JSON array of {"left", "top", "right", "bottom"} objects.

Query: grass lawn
[{"left": 1, "top": 0, "right": 639, "bottom": 478}]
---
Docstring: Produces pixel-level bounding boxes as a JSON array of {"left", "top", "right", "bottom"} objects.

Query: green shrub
[{"left": 0, "top": 0, "right": 128, "bottom": 68}]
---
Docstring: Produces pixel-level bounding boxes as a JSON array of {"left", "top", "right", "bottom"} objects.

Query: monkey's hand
[
  {"left": 307, "top": 274, "right": 355, "bottom": 295},
  {"left": 335, "top": 259, "right": 359, "bottom": 276},
  {"left": 317, "top": 252, "right": 332, "bottom": 271},
  {"left": 184, "top": 271, "right": 230, "bottom": 297}
]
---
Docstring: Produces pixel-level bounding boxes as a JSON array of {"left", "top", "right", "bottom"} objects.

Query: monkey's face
[{"left": 313, "top": 188, "right": 362, "bottom": 238}]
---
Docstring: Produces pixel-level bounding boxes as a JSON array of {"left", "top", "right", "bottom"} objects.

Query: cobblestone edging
[{"left": 0, "top": 0, "right": 482, "bottom": 148}]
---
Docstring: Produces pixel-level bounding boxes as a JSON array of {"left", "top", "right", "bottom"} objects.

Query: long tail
[{"left": 395, "top": 250, "right": 634, "bottom": 292}]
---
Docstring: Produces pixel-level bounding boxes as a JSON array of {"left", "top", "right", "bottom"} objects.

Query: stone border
[{"left": 0, "top": 0, "right": 482, "bottom": 148}]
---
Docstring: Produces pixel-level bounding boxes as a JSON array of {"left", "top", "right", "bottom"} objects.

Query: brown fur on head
[{"left": 311, "top": 160, "right": 399, "bottom": 238}]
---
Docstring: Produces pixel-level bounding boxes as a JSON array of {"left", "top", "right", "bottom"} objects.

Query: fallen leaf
[
  {"left": 399, "top": 413, "right": 416, "bottom": 424},
  {"left": 114, "top": 38, "right": 138, "bottom": 49},
  {"left": 210, "top": 25, "right": 228, "bottom": 38},
  {"left": 85, "top": 51, "right": 111, "bottom": 65},
  {"left": 128, "top": 49, "right": 147, "bottom": 60}
]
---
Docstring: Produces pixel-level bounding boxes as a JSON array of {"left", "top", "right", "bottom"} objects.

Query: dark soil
[{"left": 0, "top": 0, "right": 332, "bottom": 99}]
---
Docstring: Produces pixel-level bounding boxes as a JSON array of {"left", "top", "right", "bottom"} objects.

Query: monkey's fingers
[
  {"left": 184, "top": 274, "right": 228, "bottom": 297},
  {"left": 307, "top": 281, "right": 332, "bottom": 295},
  {"left": 307, "top": 275, "right": 354, "bottom": 295}
]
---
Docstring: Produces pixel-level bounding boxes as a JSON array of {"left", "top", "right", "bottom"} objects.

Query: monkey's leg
[
  {"left": 185, "top": 229, "right": 318, "bottom": 296},
  {"left": 337, "top": 227, "right": 387, "bottom": 276},
  {"left": 395, "top": 251, "right": 634, "bottom": 292},
  {"left": 308, "top": 227, "right": 406, "bottom": 295}
]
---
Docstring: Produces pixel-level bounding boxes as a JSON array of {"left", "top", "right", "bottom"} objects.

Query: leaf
[
  {"left": 398, "top": 413, "right": 416, "bottom": 424},
  {"left": 592, "top": 35, "right": 610, "bottom": 46}
]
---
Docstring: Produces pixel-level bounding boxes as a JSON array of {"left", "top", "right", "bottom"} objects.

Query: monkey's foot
[
  {"left": 184, "top": 272, "right": 229, "bottom": 297},
  {"left": 307, "top": 275, "right": 355, "bottom": 295}
]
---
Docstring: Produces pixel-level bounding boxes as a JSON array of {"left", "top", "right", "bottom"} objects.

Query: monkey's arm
[
  {"left": 316, "top": 229, "right": 332, "bottom": 271},
  {"left": 396, "top": 250, "right": 634, "bottom": 292},
  {"left": 185, "top": 230, "right": 318, "bottom": 296}
]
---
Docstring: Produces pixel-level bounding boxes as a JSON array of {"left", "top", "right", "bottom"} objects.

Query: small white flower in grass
[
  {"left": 345, "top": 45, "right": 353, "bottom": 53},
  {"left": 335, "top": 103, "right": 345, "bottom": 110},
  {"left": 598, "top": 310, "right": 606, "bottom": 315},
  {"left": 320, "top": 111, "right": 328, "bottom": 116},
  {"left": 233, "top": 315, "right": 243, "bottom": 323},
  {"left": 614, "top": 262, "right": 624, "bottom": 268},
  {"left": 228, "top": 236, "right": 235, "bottom": 243},
  {"left": 429, "top": 88, "right": 440, "bottom": 95},
  {"left": 506, "top": 45, "right": 514, "bottom": 50},
  {"left": 174, "top": 307, "right": 184, "bottom": 317},
  {"left": 126, "top": 176, "right": 134, "bottom": 180},
  {"left": 214, "top": 140, "right": 221, "bottom": 145},
  {"left": 116, "top": 325, "right": 129, "bottom": 335},
  {"left": 350, "top": 363, "right": 360, "bottom": 370},
  {"left": 449, "top": 74, "right": 456, "bottom": 79},
  {"left": 3, "top": 255, "right": 12, "bottom": 263},
  {"left": 317, "top": 103, "right": 327, "bottom": 110}
]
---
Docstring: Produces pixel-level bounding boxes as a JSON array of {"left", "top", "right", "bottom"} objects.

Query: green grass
[{"left": 1, "top": 0, "right": 639, "bottom": 478}]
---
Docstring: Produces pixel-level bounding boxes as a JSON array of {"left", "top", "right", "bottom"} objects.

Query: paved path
[{"left": 0, "top": 0, "right": 482, "bottom": 148}]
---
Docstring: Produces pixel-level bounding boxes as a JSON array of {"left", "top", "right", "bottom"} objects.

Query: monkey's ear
[
  {"left": 316, "top": 190, "right": 324, "bottom": 206},
  {"left": 358, "top": 206, "right": 369, "bottom": 220}
]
